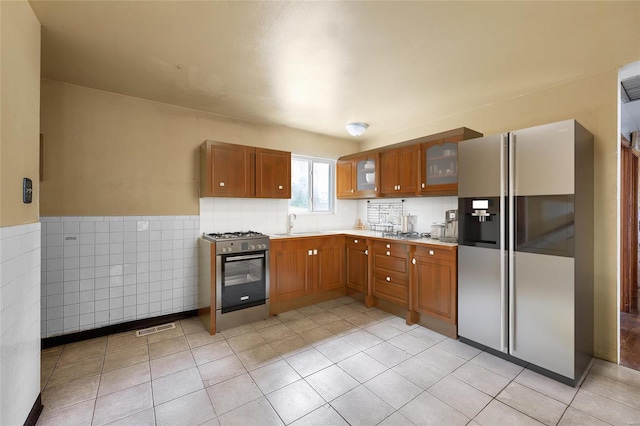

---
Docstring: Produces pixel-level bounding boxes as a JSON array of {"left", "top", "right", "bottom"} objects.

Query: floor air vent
[{"left": 135, "top": 322, "right": 176, "bottom": 337}]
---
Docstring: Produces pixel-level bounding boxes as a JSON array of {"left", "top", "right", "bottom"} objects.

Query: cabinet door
[
  {"left": 255, "top": 148, "right": 291, "bottom": 199},
  {"left": 354, "top": 156, "right": 378, "bottom": 197},
  {"left": 271, "top": 247, "right": 310, "bottom": 302},
  {"left": 346, "top": 245, "right": 368, "bottom": 293},
  {"left": 316, "top": 244, "right": 345, "bottom": 292},
  {"left": 420, "top": 135, "right": 461, "bottom": 196},
  {"left": 414, "top": 253, "right": 457, "bottom": 324},
  {"left": 336, "top": 160, "right": 355, "bottom": 198},
  {"left": 210, "top": 143, "right": 254, "bottom": 197},
  {"left": 379, "top": 150, "right": 399, "bottom": 195},
  {"left": 397, "top": 145, "right": 419, "bottom": 194},
  {"left": 372, "top": 274, "right": 408, "bottom": 305}
]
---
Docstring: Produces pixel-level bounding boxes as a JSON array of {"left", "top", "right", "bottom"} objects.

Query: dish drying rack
[{"left": 367, "top": 201, "right": 404, "bottom": 232}]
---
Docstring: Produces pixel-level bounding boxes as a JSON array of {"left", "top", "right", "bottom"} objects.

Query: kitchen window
[{"left": 289, "top": 155, "right": 334, "bottom": 214}]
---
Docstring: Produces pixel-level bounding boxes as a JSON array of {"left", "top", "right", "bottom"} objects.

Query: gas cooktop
[{"left": 204, "top": 231, "right": 266, "bottom": 240}]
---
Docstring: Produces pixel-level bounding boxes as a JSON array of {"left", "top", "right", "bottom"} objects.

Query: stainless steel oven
[{"left": 200, "top": 231, "right": 270, "bottom": 333}]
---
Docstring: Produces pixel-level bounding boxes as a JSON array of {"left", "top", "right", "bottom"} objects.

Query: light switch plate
[{"left": 23, "top": 178, "right": 33, "bottom": 203}]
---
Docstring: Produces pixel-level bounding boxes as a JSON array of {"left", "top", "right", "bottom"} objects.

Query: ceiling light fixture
[{"left": 345, "top": 122, "right": 369, "bottom": 137}]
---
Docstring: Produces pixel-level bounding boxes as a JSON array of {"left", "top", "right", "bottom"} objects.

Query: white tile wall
[
  {"left": 40, "top": 216, "right": 199, "bottom": 338},
  {"left": 199, "top": 198, "right": 359, "bottom": 234},
  {"left": 0, "top": 223, "right": 41, "bottom": 426},
  {"left": 200, "top": 196, "right": 456, "bottom": 235},
  {"left": 357, "top": 197, "right": 458, "bottom": 234}
]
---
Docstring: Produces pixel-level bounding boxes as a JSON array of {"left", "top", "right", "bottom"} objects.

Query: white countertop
[{"left": 268, "top": 229, "right": 458, "bottom": 247}]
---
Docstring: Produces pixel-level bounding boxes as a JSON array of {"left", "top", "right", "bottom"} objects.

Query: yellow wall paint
[
  {"left": 0, "top": 0, "right": 41, "bottom": 227},
  {"left": 39, "top": 80, "right": 357, "bottom": 216},
  {"left": 360, "top": 69, "right": 625, "bottom": 362}
]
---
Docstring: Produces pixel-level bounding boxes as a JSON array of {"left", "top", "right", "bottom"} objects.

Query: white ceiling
[{"left": 29, "top": 1, "right": 638, "bottom": 141}]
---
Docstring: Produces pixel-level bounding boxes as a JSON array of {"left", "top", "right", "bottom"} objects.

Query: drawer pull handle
[
  {"left": 412, "top": 258, "right": 416, "bottom": 265},
  {"left": 219, "top": 182, "right": 225, "bottom": 187},
  {"left": 386, "top": 276, "right": 391, "bottom": 282},
  {"left": 429, "top": 250, "right": 434, "bottom": 255},
  {"left": 422, "top": 183, "right": 425, "bottom": 188},
  {"left": 278, "top": 185, "right": 283, "bottom": 190},
  {"left": 386, "top": 251, "right": 390, "bottom": 256},
  {"left": 308, "top": 250, "right": 313, "bottom": 256},
  {"left": 364, "top": 250, "right": 368, "bottom": 256},
  {"left": 313, "top": 249, "right": 318, "bottom": 255},
  {"left": 386, "top": 244, "right": 391, "bottom": 249},
  {"left": 354, "top": 239, "right": 358, "bottom": 243}
]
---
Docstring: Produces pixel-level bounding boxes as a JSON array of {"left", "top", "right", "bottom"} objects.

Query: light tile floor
[{"left": 37, "top": 296, "right": 640, "bottom": 426}]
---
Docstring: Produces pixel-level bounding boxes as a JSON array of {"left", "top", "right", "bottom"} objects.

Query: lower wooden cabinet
[
  {"left": 371, "top": 241, "right": 410, "bottom": 305},
  {"left": 316, "top": 238, "right": 345, "bottom": 292},
  {"left": 412, "top": 245, "right": 457, "bottom": 324},
  {"left": 271, "top": 234, "right": 458, "bottom": 331},
  {"left": 345, "top": 238, "right": 368, "bottom": 293},
  {"left": 270, "top": 236, "right": 345, "bottom": 303}
]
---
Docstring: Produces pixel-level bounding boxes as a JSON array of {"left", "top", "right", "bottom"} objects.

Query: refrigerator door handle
[
  {"left": 500, "top": 133, "right": 508, "bottom": 353},
  {"left": 508, "top": 133, "right": 516, "bottom": 354}
]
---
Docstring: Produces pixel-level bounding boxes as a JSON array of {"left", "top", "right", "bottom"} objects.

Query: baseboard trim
[
  {"left": 41, "top": 310, "right": 198, "bottom": 349},
  {"left": 23, "top": 393, "right": 42, "bottom": 426}
]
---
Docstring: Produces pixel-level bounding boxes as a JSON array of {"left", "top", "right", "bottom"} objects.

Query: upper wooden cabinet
[
  {"left": 200, "top": 141, "right": 254, "bottom": 197},
  {"left": 337, "top": 155, "right": 378, "bottom": 199},
  {"left": 337, "top": 127, "right": 482, "bottom": 199},
  {"left": 200, "top": 141, "right": 291, "bottom": 199},
  {"left": 255, "top": 148, "right": 291, "bottom": 198},
  {"left": 379, "top": 145, "right": 419, "bottom": 196}
]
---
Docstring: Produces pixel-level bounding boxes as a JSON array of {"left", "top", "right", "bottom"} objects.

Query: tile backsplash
[
  {"left": 199, "top": 198, "right": 359, "bottom": 234},
  {"left": 358, "top": 197, "right": 458, "bottom": 233},
  {"left": 40, "top": 215, "right": 199, "bottom": 338}
]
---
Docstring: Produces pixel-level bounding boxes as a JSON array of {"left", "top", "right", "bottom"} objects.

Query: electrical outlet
[{"left": 23, "top": 178, "right": 33, "bottom": 204}]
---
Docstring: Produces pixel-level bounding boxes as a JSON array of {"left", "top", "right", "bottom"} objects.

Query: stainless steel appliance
[
  {"left": 441, "top": 209, "right": 458, "bottom": 243},
  {"left": 401, "top": 215, "right": 417, "bottom": 233},
  {"left": 430, "top": 223, "right": 445, "bottom": 240},
  {"left": 198, "top": 231, "right": 270, "bottom": 333},
  {"left": 457, "top": 119, "right": 594, "bottom": 386}
]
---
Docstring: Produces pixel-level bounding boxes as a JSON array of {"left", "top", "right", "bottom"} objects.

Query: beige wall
[
  {"left": 1, "top": 0, "right": 41, "bottom": 226},
  {"left": 39, "top": 80, "right": 357, "bottom": 216},
  {"left": 361, "top": 69, "right": 625, "bottom": 361}
]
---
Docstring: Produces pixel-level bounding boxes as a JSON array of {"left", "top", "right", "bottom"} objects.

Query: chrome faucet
[{"left": 288, "top": 213, "right": 297, "bottom": 234}]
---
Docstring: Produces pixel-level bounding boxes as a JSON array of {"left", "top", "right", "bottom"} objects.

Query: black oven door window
[{"left": 221, "top": 253, "right": 266, "bottom": 313}]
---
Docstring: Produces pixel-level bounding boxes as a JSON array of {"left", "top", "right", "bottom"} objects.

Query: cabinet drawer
[
  {"left": 414, "top": 245, "right": 456, "bottom": 262},
  {"left": 371, "top": 240, "right": 408, "bottom": 253},
  {"left": 345, "top": 237, "right": 367, "bottom": 249},
  {"left": 373, "top": 273, "right": 408, "bottom": 305},
  {"left": 372, "top": 251, "right": 409, "bottom": 276}
]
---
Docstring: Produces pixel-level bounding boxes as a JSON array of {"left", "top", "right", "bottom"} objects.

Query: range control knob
[
  {"left": 250, "top": 245, "right": 256, "bottom": 250},
  {"left": 227, "top": 247, "right": 233, "bottom": 252},
  {"left": 221, "top": 247, "right": 227, "bottom": 253}
]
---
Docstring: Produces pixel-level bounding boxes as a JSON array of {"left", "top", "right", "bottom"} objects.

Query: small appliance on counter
[
  {"left": 440, "top": 209, "right": 458, "bottom": 242},
  {"left": 430, "top": 222, "right": 445, "bottom": 240},
  {"left": 401, "top": 214, "right": 417, "bottom": 233}
]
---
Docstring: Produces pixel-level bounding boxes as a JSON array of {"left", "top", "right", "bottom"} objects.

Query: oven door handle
[{"left": 223, "top": 254, "right": 265, "bottom": 262}]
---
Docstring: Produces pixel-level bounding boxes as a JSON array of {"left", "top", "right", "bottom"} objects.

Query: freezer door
[
  {"left": 511, "top": 120, "right": 575, "bottom": 196},
  {"left": 458, "top": 134, "right": 504, "bottom": 198},
  {"left": 458, "top": 245, "right": 506, "bottom": 352},
  {"left": 510, "top": 252, "right": 575, "bottom": 379}
]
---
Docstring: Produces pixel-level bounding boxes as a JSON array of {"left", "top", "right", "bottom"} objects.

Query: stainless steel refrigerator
[{"left": 457, "top": 119, "right": 593, "bottom": 386}]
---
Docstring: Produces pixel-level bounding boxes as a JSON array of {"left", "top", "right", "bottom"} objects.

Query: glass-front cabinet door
[
  {"left": 420, "top": 136, "right": 461, "bottom": 195},
  {"left": 355, "top": 157, "right": 377, "bottom": 194}
]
